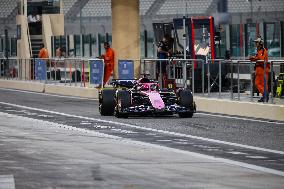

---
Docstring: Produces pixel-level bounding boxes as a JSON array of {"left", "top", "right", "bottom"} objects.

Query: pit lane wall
[
  {"left": 1, "top": 79, "right": 283, "bottom": 122},
  {"left": 0, "top": 80, "right": 98, "bottom": 99},
  {"left": 194, "top": 97, "right": 284, "bottom": 122}
]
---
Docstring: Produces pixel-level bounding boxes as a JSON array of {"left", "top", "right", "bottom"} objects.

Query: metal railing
[
  {"left": 1, "top": 57, "right": 284, "bottom": 104},
  {"left": 140, "top": 58, "right": 284, "bottom": 104},
  {"left": 0, "top": 57, "right": 91, "bottom": 87}
]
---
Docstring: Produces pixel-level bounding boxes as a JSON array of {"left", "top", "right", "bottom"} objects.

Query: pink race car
[{"left": 99, "top": 78, "right": 196, "bottom": 118}]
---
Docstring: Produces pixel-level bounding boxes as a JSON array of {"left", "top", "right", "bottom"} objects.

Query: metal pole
[
  {"left": 202, "top": 59, "right": 204, "bottom": 96},
  {"left": 69, "top": 60, "right": 72, "bottom": 86},
  {"left": 250, "top": 60, "right": 253, "bottom": 102},
  {"left": 6, "top": 59, "right": 9, "bottom": 80},
  {"left": 237, "top": 60, "right": 240, "bottom": 100},
  {"left": 17, "top": 59, "right": 20, "bottom": 80},
  {"left": 24, "top": 59, "right": 26, "bottom": 80},
  {"left": 49, "top": 60, "right": 51, "bottom": 84},
  {"left": 230, "top": 60, "right": 233, "bottom": 100},
  {"left": 29, "top": 59, "right": 31, "bottom": 81},
  {"left": 66, "top": 35, "right": 69, "bottom": 57},
  {"left": 207, "top": 61, "right": 210, "bottom": 96},
  {"left": 183, "top": 60, "right": 187, "bottom": 88},
  {"left": 75, "top": 61, "right": 77, "bottom": 86},
  {"left": 16, "top": 60, "right": 20, "bottom": 80},
  {"left": 19, "top": 59, "right": 22, "bottom": 80},
  {"left": 270, "top": 61, "right": 274, "bottom": 103},
  {"left": 192, "top": 60, "right": 194, "bottom": 95},
  {"left": 51, "top": 36, "right": 54, "bottom": 57},
  {"left": 153, "top": 60, "right": 156, "bottom": 80},
  {"left": 80, "top": 34, "right": 83, "bottom": 57},
  {"left": 83, "top": 60, "right": 85, "bottom": 87},
  {"left": 64, "top": 58, "right": 67, "bottom": 84},
  {"left": 80, "top": 60, "right": 82, "bottom": 87},
  {"left": 54, "top": 60, "right": 57, "bottom": 82},
  {"left": 219, "top": 60, "right": 222, "bottom": 98},
  {"left": 142, "top": 59, "right": 145, "bottom": 76},
  {"left": 4, "top": 29, "right": 9, "bottom": 77}
]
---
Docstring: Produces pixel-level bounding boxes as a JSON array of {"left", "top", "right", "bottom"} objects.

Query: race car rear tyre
[
  {"left": 178, "top": 89, "right": 194, "bottom": 118},
  {"left": 115, "top": 90, "right": 131, "bottom": 118},
  {"left": 99, "top": 89, "right": 116, "bottom": 116}
]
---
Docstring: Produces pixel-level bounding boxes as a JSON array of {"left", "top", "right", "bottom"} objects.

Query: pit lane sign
[
  {"left": 89, "top": 59, "right": 104, "bottom": 85},
  {"left": 118, "top": 60, "right": 134, "bottom": 79},
  {"left": 35, "top": 59, "right": 47, "bottom": 80}
]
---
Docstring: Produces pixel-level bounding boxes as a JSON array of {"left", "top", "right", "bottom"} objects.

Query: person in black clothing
[
  {"left": 156, "top": 34, "right": 173, "bottom": 78},
  {"left": 157, "top": 34, "right": 173, "bottom": 59}
]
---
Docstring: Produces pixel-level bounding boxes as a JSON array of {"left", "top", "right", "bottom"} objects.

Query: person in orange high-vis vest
[
  {"left": 249, "top": 35, "right": 270, "bottom": 102},
  {"left": 38, "top": 44, "right": 49, "bottom": 58},
  {"left": 100, "top": 42, "right": 115, "bottom": 86}
]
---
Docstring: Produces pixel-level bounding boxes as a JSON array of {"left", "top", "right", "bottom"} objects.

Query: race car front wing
[{"left": 120, "top": 104, "right": 195, "bottom": 115}]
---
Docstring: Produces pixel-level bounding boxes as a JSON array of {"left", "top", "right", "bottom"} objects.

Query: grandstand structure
[
  {"left": 0, "top": 0, "right": 284, "bottom": 58},
  {"left": 63, "top": 0, "right": 284, "bottom": 34},
  {"left": 1, "top": 0, "right": 283, "bottom": 34}
]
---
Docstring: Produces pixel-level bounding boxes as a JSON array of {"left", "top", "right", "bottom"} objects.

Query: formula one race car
[{"left": 99, "top": 77, "right": 196, "bottom": 118}]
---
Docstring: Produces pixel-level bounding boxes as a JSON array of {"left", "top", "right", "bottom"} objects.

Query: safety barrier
[
  {"left": 0, "top": 57, "right": 94, "bottom": 87},
  {"left": 1, "top": 57, "right": 284, "bottom": 104},
  {"left": 141, "top": 58, "right": 284, "bottom": 104}
]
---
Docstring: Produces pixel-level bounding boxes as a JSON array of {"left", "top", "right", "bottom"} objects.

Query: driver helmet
[{"left": 140, "top": 84, "right": 149, "bottom": 91}]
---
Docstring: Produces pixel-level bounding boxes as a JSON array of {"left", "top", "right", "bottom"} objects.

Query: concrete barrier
[
  {"left": 44, "top": 84, "right": 98, "bottom": 99},
  {"left": 0, "top": 80, "right": 45, "bottom": 93},
  {"left": 195, "top": 97, "right": 284, "bottom": 122}
]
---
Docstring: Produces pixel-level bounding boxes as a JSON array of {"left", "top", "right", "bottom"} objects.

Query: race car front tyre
[
  {"left": 99, "top": 89, "right": 116, "bottom": 116},
  {"left": 115, "top": 90, "right": 131, "bottom": 118},
  {"left": 178, "top": 89, "right": 194, "bottom": 118}
]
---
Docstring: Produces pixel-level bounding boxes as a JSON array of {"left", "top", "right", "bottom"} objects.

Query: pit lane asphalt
[
  {"left": 0, "top": 88, "right": 284, "bottom": 173},
  {"left": 2, "top": 113, "right": 284, "bottom": 189}
]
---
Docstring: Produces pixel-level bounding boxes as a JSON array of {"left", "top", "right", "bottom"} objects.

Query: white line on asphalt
[
  {"left": 1, "top": 112, "right": 284, "bottom": 177},
  {"left": 0, "top": 88, "right": 96, "bottom": 100},
  {"left": 123, "top": 139, "right": 284, "bottom": 177},
  {"left": 196, "top": 112, "right": 284, "bottom": 125},
  {"left": 0, "top": 101, "right": 283, "bottom": 155},
  {"left": 0, "top": 112, "right": 121, "bottom": 140},
  {"left": 0, "top": 175, "right": 15, "bottom": 189}
]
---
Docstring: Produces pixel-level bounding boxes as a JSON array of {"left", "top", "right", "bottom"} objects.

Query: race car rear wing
[
  {"left": 110, "top": 79, "right": 136, "bottom": 88},
  {"left": 110, "top": 78, "right": 158, "bottom": 88}
]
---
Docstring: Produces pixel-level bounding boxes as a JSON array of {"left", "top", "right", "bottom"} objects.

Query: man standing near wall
[
  {"left": 249, "top": 35, "right": 270, "bottom": 102},
  {"left": 100, "top": 42, "right": 115, "bottom": 87},
  {"left": 38, "top": 44, "right": 49, "bottom": 58},
  {"left": 156, "top": 34, "right": 172, "bottom": 80}
]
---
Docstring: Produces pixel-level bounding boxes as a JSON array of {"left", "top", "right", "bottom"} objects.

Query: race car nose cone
[
  {"left": 148, "top": 93, "right": 165, "bottom": 110},
  {"left": 154, "top": 100, "right": 164, "bottom": 109}
]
